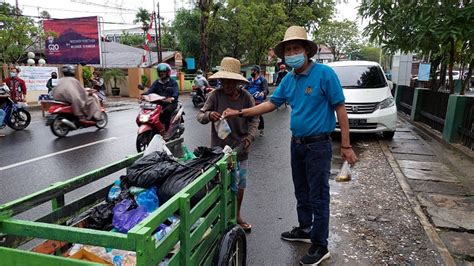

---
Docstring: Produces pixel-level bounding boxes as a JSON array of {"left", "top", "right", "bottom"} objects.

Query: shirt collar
[{"left": 291, "top": 61, "right": 315, "bottom": 77}]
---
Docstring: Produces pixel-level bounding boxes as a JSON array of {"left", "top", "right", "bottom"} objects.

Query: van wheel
[{"left": 383, "top": 131, "right": 395, "bottom": 140}]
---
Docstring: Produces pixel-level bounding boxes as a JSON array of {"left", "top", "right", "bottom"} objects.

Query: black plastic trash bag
[{"left": 125, "top": 151, "right": 179, "bottom": 188}]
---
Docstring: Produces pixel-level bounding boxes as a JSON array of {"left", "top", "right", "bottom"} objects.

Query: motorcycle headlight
[
  {"left": 378, "top": 97, "right": 395, "bottom": 110},
  {"left": 139, "top": 114, "right": 150, "bottom": 123}
]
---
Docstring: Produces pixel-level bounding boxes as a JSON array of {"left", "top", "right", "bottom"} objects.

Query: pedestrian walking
[
  {"left": 223, "top": 26, "right": 358, "bottom": 265},
  {"left": 245, "top": 65, "right": 268, "bottom": 136},
  {"left": 197, "top": 57, "right": 259, "bottom": 232}
]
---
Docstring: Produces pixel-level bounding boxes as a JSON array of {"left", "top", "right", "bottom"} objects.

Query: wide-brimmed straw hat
[
  {"left": 274, "top": 26, "right": 319, "bottom": 59},
  {"left": 209, "top": 57, "right": 248, "bottom": 83}
]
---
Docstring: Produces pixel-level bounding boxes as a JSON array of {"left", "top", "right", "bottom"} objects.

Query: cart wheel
[{"left": 213, "top": 226, "right": 247, "bottom": 266}]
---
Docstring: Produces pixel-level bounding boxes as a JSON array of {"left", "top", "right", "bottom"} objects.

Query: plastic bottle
[
  {"left": 112, "top": 255, "right": 123, "bottom": 266},
  {"left": 108, "top": 180, "right": 122, "bottom": 201}
]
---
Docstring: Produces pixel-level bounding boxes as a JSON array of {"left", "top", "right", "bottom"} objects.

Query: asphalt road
[{"left": 0, "top": 93, "right": 442, "bottom": 265}]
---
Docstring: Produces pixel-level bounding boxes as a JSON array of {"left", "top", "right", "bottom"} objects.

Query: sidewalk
[{"left": 381, "top": 114, "right": 474, "bottom": 265}]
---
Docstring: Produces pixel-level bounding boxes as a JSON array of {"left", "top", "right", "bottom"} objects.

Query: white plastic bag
[
  {"left": 144, "top": 134, "right": 172, "bottom": 156},
  {"left": 335, "top": 161, "right": 352, "bottom": 182},
  {"left": 214, "top": 118, "right": 231, "bottom": 139}
]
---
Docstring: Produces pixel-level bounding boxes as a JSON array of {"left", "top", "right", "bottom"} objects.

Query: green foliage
[
  {"left": 103, "top": 68, "right": 126, "bottom": 88},
  {"left": 161, "top": 22, "right": 177, "bottom": 51},
  {"left": 0, "top": 3, "right": 45, "bottom": 64},
  {"left": 141, "top": 74, "right": 149, "bottom": 86},
  {"left": 314, "top": 19, "right": 359, "bottom": 61},
  {"left": 120, "top": 31, "right": 145, "bottom": 47},
  {"left": 134, "top": 7, "right": 151, "bottom": 31},
  {"left": 359, "top": 0, "right": 473, "bottom": 93},
  {"left": 82, "top": 67, "right": 92, "bottom": 81},
  {"left": 173, "top": 9, "right": 201, "bottom": 61},
  {"left": 358, "top": 46, "right": 383, "bottom": 62}
]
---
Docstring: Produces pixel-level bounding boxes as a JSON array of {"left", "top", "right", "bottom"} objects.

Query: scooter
[
  {"left": 46, "top": 90, "right": 108, "bottom": 137},
  {"left": 0, "top": 85, "right": 31, "bottom": 130},
  {"left": 136, "top": 93, "right": 185, "bottom": 152},
  {"left": 190, "top": 85, "right": 213, "bottom": 108}
]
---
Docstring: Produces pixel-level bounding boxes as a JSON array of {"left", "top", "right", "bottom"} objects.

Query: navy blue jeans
[{"left": 290, "top": 138, "right": 332, "bottom": 246}]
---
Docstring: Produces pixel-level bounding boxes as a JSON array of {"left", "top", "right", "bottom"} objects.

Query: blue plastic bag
[
  {"left": 112, "top": 199, "right": 149, "bottom": 233},
  {"left": 135, "top": 187, "right": 159, "bottom": 213}
]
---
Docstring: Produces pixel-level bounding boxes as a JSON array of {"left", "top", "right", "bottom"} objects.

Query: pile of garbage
[{"left": 65, "top": 136, "right": 225, "bottom": 265}]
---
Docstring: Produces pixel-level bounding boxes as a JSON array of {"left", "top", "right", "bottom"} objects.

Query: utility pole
[
  {"left": 153, "top": 0, "right": 160, "bottom": 63},
  {"left": 157, "top": 2, "right": 163, "bottom": 63}
]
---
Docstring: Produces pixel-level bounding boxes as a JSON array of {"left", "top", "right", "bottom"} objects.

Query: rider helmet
[
  {"left": 156, "top": 63, "right": 172, "bottom": 78},
  {"left": 62, "top": 65, "right": 76, "bottom": 77},
  {"left": 279, "top": 64, "right": 286, "bottom": 70},
  {"left": 196, "top": 69, "right": 203, "bottom": 75}
]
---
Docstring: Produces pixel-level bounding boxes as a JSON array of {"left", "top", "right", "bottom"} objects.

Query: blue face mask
[
  {"left": 10, "top": 72, "right": 17, "bottom": 78},
  {"left": 285, "top": 53, "right": 306, "bottom": 69}
]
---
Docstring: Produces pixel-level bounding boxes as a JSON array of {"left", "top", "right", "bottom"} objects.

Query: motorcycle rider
[
  {"left": 3, "top": 67, "right": 27, "bottom": 103},
  {"left": 142, "top": 63, "right": 179, "bottom": 134},
  {"left": 53, "top": 65, "right": 102, "bottom": 125},
  {"left": 194, "top": 69, "right": 210, "bottom": 90},
  {"left": 245, "top": 65, "right": 268, "bottom": 136}
]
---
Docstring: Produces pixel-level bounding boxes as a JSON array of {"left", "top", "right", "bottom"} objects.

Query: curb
[
  {"left": 398, "top": 113, "right": 474, "bottom": 162},
  {"left": 378, "top": 139, "right": 456, "bottom": 266}
]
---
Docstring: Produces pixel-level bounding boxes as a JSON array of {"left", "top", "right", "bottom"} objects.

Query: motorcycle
[
  {"left": 136, "top": 93, "right": 185, "bottom": 152},
  {"left": 190, "top": 85, "right": 213, "bottom": 108},
  {"left": 46, "top": 89, "right": 108, "bottom": 137},
  {"left": 0, "top": 85, "right": 31, "bottom": 130}
]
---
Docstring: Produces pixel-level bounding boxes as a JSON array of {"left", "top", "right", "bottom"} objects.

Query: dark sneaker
[
  {"left": 300, "top": 245, "right": 330, "bottom": 265},
  {"left": 281, "top": 227, "right": 311, "bottom": 243}
]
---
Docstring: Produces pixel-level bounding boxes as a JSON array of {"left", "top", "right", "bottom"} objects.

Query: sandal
[{"left": 238, "top": 221, "right": 252, "bottom": 232}]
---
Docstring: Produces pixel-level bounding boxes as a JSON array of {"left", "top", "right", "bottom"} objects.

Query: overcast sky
[{"left": 5, "top": 0, "right": 363, "bottom": 31}]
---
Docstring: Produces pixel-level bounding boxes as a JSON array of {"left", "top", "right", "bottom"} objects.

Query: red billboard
[{"left": 43, "top": 16, "right": 101, "bottom": 64}]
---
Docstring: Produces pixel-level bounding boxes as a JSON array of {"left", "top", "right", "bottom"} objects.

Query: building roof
[{"left": 91, "top": 42, "right": 175, "bottom": 68}]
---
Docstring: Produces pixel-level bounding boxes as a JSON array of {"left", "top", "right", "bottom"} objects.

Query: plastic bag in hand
[
  {"left": 335, "top": 161, "right": 352, "bottom": 182},
  {"left": 214, "top": 119, "right": 231, "bottom": 139}
]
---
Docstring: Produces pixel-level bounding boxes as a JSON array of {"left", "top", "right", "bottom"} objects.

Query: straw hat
[
  {"left": 274, "top": 26, "right": 319, "bottom": 59},
  {"left": 209, "top": 57, "right": 248, "bottom": 83}
]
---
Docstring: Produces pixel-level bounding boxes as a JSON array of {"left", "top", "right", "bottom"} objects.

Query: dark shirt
[
  {"left": 3, "top": 77, "right": 27, "bottom": 102},
  {"left": 275, "top": 70, "right": 288, "bottom": 86},
  {"left": 143, "top": 78, "right": 179, "bottom": 102}
]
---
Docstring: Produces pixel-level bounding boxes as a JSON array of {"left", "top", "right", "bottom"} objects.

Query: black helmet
[
  {"left": 156, "top": 63, "right": 172, "bottom": 78},
  {"left": 62, "top": 65, "right": 76, "bottom": 77}
]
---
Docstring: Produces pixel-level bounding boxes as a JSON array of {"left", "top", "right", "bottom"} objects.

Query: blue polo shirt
[{"left": 270, "top": 62, "right": 345, "bottom": 137}]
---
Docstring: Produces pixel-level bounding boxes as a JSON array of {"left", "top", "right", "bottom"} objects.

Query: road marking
[{"left": 0, "top": 137, "right": 118, "bottom": 171}]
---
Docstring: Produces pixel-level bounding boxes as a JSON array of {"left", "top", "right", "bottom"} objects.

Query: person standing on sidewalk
[
  {"left": 245, "top": 65, "right": 269, "bottom": 136},
  {"left": 223, "top": 26, "right": 358, "bottom": 265},
  {"left": 197, "top": 57, "right": 259, "bottom": 231}
]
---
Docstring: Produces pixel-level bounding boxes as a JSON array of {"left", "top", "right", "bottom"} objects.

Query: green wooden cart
[{"left": 0, "top": 139, "right": 247, "bottom": 265}]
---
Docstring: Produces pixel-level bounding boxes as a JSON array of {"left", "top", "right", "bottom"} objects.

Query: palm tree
[{"left": 134, "top": 8, "right": 151, "bottom": 33}]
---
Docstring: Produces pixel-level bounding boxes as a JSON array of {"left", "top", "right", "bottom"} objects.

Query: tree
[
  {"left": 358, "top": 45, "right": 383, "bottom": 62},
  {"left": 0, "top": 3, "right": 45, "bottom": 64},
  {"left": 134, "top": 7, "right": 151, "bottom": 33},
  {"left": 160, "top": 21, "right": 177, "bottom": 51},
  {"left": 359, "top": 0, "right": 474, "bottom": 94},
  {"left": 120, "top": 31, "right": 145, "bottom": 47},
  {"left": 314, "top": 19, "right": 359, "bottom": 61},
  {"left": 40, "top": 10, "right": 51, "bottom": 19},
  {"left": 173, "top": 9, "right": 201, "bottom": 63}
]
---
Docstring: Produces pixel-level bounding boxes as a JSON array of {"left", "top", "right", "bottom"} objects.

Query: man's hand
[
  {"left": 222, "top": 108, "right": 239, "bottom": 118},
  {"left": 209, "top": 111, "right": 221, "bottom": 122},
  {"left": 341, "top": 148, "right": 358, "bottom": 165}
]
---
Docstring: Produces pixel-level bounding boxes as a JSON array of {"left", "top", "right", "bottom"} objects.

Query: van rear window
[{"left": 331, "top": 65, "right": 387, "bottom": 89}]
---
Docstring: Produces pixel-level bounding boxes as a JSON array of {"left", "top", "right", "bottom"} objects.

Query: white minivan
[{"left": 327, "top": 61, "right": 397, "bottom": 139}]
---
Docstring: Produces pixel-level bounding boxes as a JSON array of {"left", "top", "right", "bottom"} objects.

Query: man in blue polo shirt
[{"left": 223, "top": 26, "right": 358, "bottom": 265}]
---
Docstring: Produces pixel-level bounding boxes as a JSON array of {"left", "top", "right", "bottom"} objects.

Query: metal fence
[
  {"left": 397, "top": 85, "right": 415, "bottom": 115},
  {"left": 458, "top": 97, "right": 474, "bottom": 150},
  {"left": 419, "top": 90, "right": 450, "bottom": 132}
]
